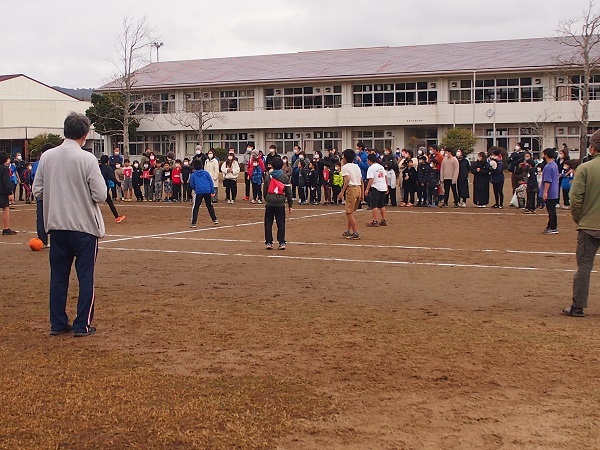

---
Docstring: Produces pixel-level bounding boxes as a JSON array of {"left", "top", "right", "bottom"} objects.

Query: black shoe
[
  {"left": 562, "top": 306, "right": 584, "bottom": 317},
  {"left": 50, "top": 325, "right": 72, "bottom": 336},
  {"left": 74, "top": 326, "right": 96, "bottom": 337},
  {"left": 2, "top": 229, "right": 17, "bottom": 235}
]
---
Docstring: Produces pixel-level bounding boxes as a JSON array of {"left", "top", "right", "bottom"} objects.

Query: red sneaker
[
  {"left": 115, "top": 215, "right": 126, "bottom": 224},
  {"left": 243, "top": 196, "right": 249, "bottom": 201}
]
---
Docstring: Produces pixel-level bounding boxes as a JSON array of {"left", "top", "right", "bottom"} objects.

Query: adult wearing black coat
[
  {"left": 456, "top": 150, "right": 471, "bottom": 207},
  {"left": 471, "top": 152, "right": 490, "bottom": 207}
]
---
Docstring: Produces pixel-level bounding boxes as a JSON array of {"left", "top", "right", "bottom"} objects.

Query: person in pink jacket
[{"left": 440, "top": 147, "right": 459, "bottom": 208}]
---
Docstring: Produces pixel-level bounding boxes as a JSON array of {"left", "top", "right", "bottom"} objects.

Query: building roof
[
  {"left": 0, "top": 74, "right": 20, "bottom": 83},
  {"left": 0, "top": 74, "right": 82, "bottom": 101},
  {"left": 101, "top": 37, "right": 585, "bottom": 91}
]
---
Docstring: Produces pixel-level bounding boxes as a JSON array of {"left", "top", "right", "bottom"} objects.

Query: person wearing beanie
[{"left": 263, "top": 156, "right": 293, "bottom": 250}]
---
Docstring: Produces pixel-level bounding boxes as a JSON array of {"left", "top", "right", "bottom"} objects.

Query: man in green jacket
[{"left": 564, "top": 130, "right": 600, "bottom": 317}]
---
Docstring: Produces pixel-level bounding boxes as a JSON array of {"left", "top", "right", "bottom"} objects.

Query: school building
[
  {"left": 0, "top": 74, "right": 101, "bottom": 158},
  {"left": 98, "top": 37, "right": 600, "bottom": 159}
]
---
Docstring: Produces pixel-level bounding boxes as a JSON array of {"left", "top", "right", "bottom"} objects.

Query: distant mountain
[{"left": 52, "top": 86, "right": 94, "bottom": 101}]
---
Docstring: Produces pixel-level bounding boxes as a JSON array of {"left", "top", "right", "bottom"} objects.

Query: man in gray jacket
[{"left": 32, "top": 113, "right": 107, "bottom": 337}]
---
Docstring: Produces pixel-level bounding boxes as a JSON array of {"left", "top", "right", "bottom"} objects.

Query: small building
[
  {"left": 0, "top": 74, "right": 101, "bottom": 159},
  {"left": 98, "top": 37, "right": 600, "bottom": 159}
]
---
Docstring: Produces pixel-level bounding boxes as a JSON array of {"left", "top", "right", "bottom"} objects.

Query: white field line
[
  {"left": 145, "top": 236, "right": 577, "bottom": 257},
  {"left": 100, "top": 211, "right": 343, "bottom": 244},
  {"left": 98, "top": 246, "right": 584, "bottom": 273}
]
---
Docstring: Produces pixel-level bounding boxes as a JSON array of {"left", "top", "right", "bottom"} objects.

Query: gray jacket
[{"left": 32, "top": 139, "right": 107, "bottom": 238}]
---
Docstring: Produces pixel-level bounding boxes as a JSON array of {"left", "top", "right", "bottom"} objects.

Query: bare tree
[
  {"left": 518, "top": 107, "right": 561, "bottom": 151},
  {"left": 556, "top": 0, "right": 600, "bottom": 159},
  {"left": 105, "top": 16, "right": 157, "bottom": 158},
  {"left": 166, "top": 91, "right": 227, "bottom": 149}
]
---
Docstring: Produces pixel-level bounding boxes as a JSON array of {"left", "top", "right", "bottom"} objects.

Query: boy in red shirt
[
  {"left": 122, "top": 159, "right": 133, "bottom": 202},
  {"left": 172, "top": 160, "right": 182, "bottom": 202}
]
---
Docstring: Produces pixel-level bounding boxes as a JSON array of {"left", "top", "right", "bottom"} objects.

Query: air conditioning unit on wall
[{"left": 557, "top": 128, "right": 566, "bottom": 135}]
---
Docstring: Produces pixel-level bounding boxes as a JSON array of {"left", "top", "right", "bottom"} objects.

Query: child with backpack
[
  {"left": 263, "top": 157, "right": 293, "bottom": 250},
  {"left": 251, "top": 159, "right": 264, "bottom": 204}
]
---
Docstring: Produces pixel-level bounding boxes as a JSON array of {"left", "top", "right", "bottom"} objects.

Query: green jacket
[{"left": 570, "top": 153, "right": 600, "bottom": 230}]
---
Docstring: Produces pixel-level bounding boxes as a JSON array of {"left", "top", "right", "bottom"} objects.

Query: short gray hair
[
  {"left": 589, "top": 129, "right": 600, "bottom": 151},
  {"left": 64, "top": 112, "right": 90, "bottom": 140}
]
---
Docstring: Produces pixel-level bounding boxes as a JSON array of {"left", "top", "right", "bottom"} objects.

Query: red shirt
[
  {"left": 122, "top": 166, "right": 133, "bottom": 178},
  {"left": 172, "top": 167, "right": 182, "bottom": 184}
]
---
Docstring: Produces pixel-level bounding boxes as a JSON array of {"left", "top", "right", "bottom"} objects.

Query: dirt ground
[{"left": 1, "top": 182, "right": 599, "bottom": 449}]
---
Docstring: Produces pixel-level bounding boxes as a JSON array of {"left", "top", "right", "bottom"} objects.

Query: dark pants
[
  {"left": 133, "top": 183, "right": 143, "bottom": 201},
  {"left": 332, "top": 185, "right": 342, "bottom": 204},
  {"left": 572, "top": 230, "right": 600, "bottom": 309},
  {"left": 245, "top": 172, "right": 251, "bottom": 197},
  {"left": 191, "top": 194, "right": 217, "bottom": 224},
  {"left": 562, "top": 188, "right": 571, "bottom": 207},
  {"left": 427, "top": 184, "right": 438, "bottom": 205},
  {"left": 492, "top": 182, "right": 504, "bottom": 207},
  {"left": 298, "top": 185, "right": 307, "bottom": 203},
  {"left": 315, "top": 184, "right": 322, "bottom": 203},
  {"left": 309, "top": 187, "right": 318, "bottom": 204},
  {"left": 182, "top": 182, "right": 191, "bottom": 201},
  {"left": 224, "top": 178, "right": 237, "bottom": 200},
  {"left": 402, "top": 187, "right": 414, "bottom": 205},
  {"left": 264, "top": 205, "right": 286, "bottom": 245},
  {"left": 417, "top": 184, "right": 427, "bottom": 205},
  {"left": 49, "top": 230, "right": 98, "bottom": 333},
  {"left": 36, "top": 199, "right": 48, "bottom": 245},
  {"left": 252, "top": 183, "right": 262, "bottom": 201},
  {"left": 106, "top": 191, "right": 119, "bottom": 218},
  {"left": 173, "top": 183, "right": 182, "bottom": 201},
  {"left": 526, "top": 190, "right": 537, "bottom": 211},
  {"left": 443, "top": 180, "right": 458, "bottom": 206},
  {"left": 546, "top": 198, "right": 558, "bottom": 230}
]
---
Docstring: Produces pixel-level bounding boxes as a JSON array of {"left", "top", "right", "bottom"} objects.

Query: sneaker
[
  {"left": 258, "top": 199, "right": 262, "bottom": 204},
  {"left": 243, "top": 196, "right": 249, "bottom": 201},
  {"left": 74, "top": 327, "right": 96, "bottom": 337},
  {"left": 366, "top": 221, "right": 379, "bottom": 227},
  {"left": 251, "top": 199, "right": 256, "bottom": 204},
  {"left": 498, "top": 205, "right": 504, "bottom": 209},
  {"left": 522, "top": 210, "right": 536, "bottom": 214},
  {"left": 2, "top": 229, "right": 17, "bottom": 235},
  {"left": 50, "top": 325, "right": 72, "bottom": 336},
  {"left": 115, "top": 215, "right": 126, "bottom": 224},
  {"left": 563, "top": 206, "right": 571, "bottom": 210},
  {"left": 346, "top": 232, "right": 361, "bottom": 240},
  {"left": 266, "top": 243, "right": 273, "bottom": 250},
  {"left": 543, "top": 228, "right": 559, "bottom": 235},
  {"left": 380, "top": 219, "right": 387, "bottom": 226},
  {"left": 342, "top": 230, "right": 352, "bottom": 237},
  {"left": 213, "top": 220, "right": 219, "bottom": 225},
  {"left": 562, "top": 306, "right": 585, "bottom": 317},
  {"left": 454, "top": 203, "right": 459, "bottom": 208},
  {"left": 278, "top": 243, "right": 286, "bottom": 250},
  {"left": 190, "top": 223, "right": 197, "bottom": 228}
]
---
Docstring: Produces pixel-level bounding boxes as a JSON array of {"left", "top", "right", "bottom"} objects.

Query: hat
[{"left": 251, "top": 149, "right": 259, "bottom": 156}]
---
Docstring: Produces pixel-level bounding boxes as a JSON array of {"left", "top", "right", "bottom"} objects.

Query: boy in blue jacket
[{"left": 190, "top": 159, "right": 218, "bottom": 227}]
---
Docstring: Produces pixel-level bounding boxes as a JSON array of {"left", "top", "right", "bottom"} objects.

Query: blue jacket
[
  {"left": 190, "top": 169, "right": 214, "bottom": 195},
  {"left": 355, "top": 151, "right": 369, "bottom": 180}
]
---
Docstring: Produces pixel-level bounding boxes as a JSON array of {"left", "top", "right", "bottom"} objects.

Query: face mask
[
  {"left": 417, "top": 150, "right": 423, "bottom": 156},
  {"left": 150, "top": 156, "right": 155, "bottom": 160},
  {"left": 253, "top": 162, "right": 258, "bottom": 167},
  {"left": 314, "top": 156, "right": 319, "bottom": 160},
  {"left": 247, "top": 147, "right": 252, "bottom": 152},
  {"left": 282, "top": 158, "right": 288, "bottom": 163},
  {"left": 184, "top": 162, "right": 189, "bottom": 166},
  {"left": 430, "top": 164, "right": 435, "bottom": 168},
  {"left": 515, "top": 146, "right": 520, "bottom": 151},
  {"left": 27, "top": 165, "right": 32, "bottom": 170},
  {"left": 133, "top": 164, "right": 139, "bottom": 168},
  {"left": 16, "top": 155, "right": 22, "bottom": 161},
  {"left": 196, "top": 150, "right": 201, "bottom": 155},
  {"left": 440, "top": 151, "right": 445, "bottom": 157},
  {"left": 228, "top": 156, "right": 234, "bottom": 161},
  {"left": 564, "top": 166, "right": 569, "bottom": 170},
  {"left": 335, "top": 167, "right": 340, "bottom": 171},
  {"left": 208, "top": 154, "right": 214, "bottom": 159},
  {"left": 457, "top": 153, "right": 462, "bottom": 158},
  {"left": 115, "top": 164, "right": 121, "bottom": 169},
  {"left": 299, "top": 155, "right": 305, "bottom": 160}
]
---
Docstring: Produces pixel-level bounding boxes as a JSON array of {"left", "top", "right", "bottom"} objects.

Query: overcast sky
[{"left": 2, "top": 0, "right": 596, "bottom": 88}]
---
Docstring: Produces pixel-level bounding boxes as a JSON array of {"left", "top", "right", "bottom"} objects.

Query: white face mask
[
  {"left": 150, "top": 156, "right": 155, "bottom": 160},
  {"left": 115, "top": 164, "right": 121, "bottom": 169},
  {"left": 228, "top": 156, "right": 234, "bottom": 160},
  {"left": 16, "top": 155, "right": 22, "bottom": 161},
  {"left": 247, "top": 147, "right": 252, "bottom": 152},
  {"left": 196, "top": 150, "right": 201, "bottom": 155},
  {"left": 253, "top": 162, "right": 258, "bottom": 167},
  {"left": 133, "top": 164, "right": 139, "bottom": 168},
  {"left": 184, "top": 162, "right": 189, "bottom": 166},
  {"left": 208, "top": 154, "right": 214, "bottom": 159}
]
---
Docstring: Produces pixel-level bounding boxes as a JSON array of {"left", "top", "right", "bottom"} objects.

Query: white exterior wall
[{"left": 130, "top": 71, "right": 600, "bottom": 158}]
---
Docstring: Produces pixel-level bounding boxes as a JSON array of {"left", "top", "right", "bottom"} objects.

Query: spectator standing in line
[
  {"left": 489, "top": 149, "right": 505, "bottom": 209},
  {"left": 221, "top": 151, "right": 241, "bottom": 203},
  {"left": 541, "top": 148, "right": 560, "bottom": 234},
  {"left": 565, "top": 130, "right": 600, "bottom": 317},
  {"left": 0, "top": 153, "right": 17, "bottom": 235},
  {"left": 507, "top": 143, "right": 526, "bottom": 192},
  {"left": 471, "top": 152, "right": 490, "bottom": 208},
  {"left": 456, "top": 149, "right": 470, "bottom": 208},
  {"left": 32, "top": 113, "right": 106, "bottom": 337},
  {"left": 440, "top": 148, "right": 459, "bottom": 208},
  {"left": 243, "top": 143, "right": 254, "bottom": 201}
]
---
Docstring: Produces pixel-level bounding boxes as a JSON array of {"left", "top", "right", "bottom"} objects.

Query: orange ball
[{"left": 29, "top": 238, "right": 44, "bottom": 251}]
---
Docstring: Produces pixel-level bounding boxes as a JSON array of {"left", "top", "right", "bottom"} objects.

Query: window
[
  {"left": 264, "top": 131, "right": 300, "bottom": 153},
  {"left": 265, "top": 86, "right": 342, "bottom": 110},
  {"left": 126, "top": 134, "right": 176, "bottom": 156},
  {"left": 352, "top": 130, "right": 394, "bottom": 150},
  {"left": 190, "top": 132, "right": 254, "bottom": 155},
  {"left": 353, "top": 81, "right": 437, "bottom": 106},
  {"left": 185, "top": 90, "right": 255, "bottom": 112},
  {"left": 556, "top": 75, "right": 600, "bottom": 102},
  {"left": 450, "top": 78, "right": 544, "bottom": 103},
  {"left": 134, "top": 93, "right": 176, "bottom": 114}
]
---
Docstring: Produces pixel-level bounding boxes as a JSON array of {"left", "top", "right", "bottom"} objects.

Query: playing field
[{"left": 1, "top": 184, "right": 599, "bottom": 449}]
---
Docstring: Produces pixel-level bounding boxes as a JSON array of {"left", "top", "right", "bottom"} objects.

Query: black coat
[
  {"left": 457, "top": 158, "right": 471, "bottom": 199},
  {"left": 470, "top": 160, "right": 490, "bottom": 205},
  {"left": 416, "top": 163, "right": 430, "bottom": 185}
]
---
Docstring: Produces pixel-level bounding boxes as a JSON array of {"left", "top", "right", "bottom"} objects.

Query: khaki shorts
[{"left": 345, "top": 185, "right": 361, "bottom": 214}]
